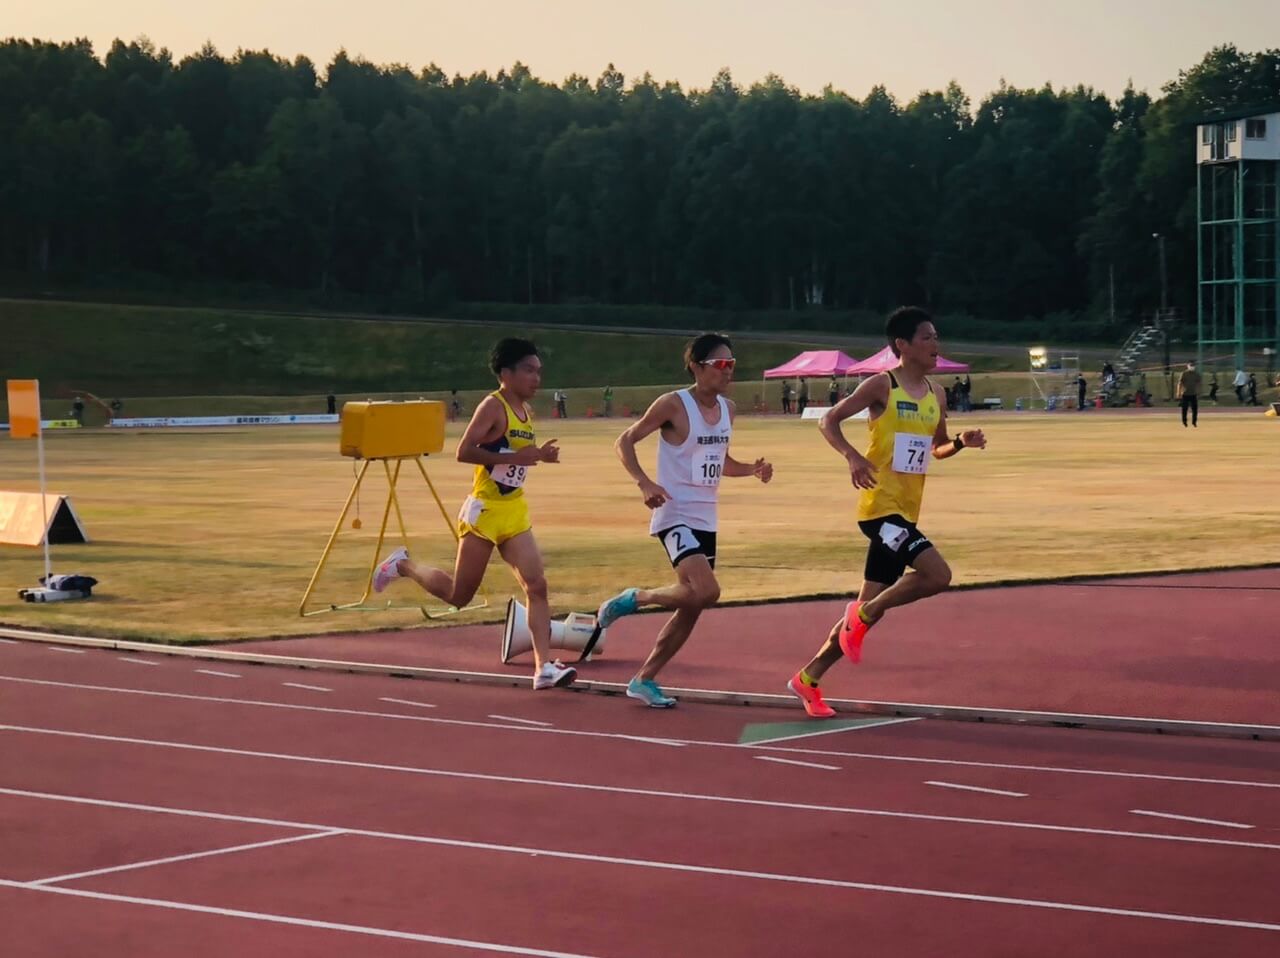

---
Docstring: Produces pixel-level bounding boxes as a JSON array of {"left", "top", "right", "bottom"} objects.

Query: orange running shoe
[
  {"left": 787, "top": 673, "right": 836, "bottom": 718},
  {"left": 838, "top": 601, "right": 870, "bottom": 664}
]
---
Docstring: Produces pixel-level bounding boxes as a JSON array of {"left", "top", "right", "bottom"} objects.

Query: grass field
[
  {"left": 0, "top": 407, "right": 1275, "bottom": 643},
  {"left": 0, "top": 298, "right": 1044, "bottom": 419}
]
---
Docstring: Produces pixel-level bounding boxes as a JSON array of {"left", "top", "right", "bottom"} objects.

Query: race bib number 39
[
  {"left": 493, "top": 462, "right": 528, "bottom": 488},
  {"left": 692, "top": 448, "right": 725, "bottom": 486},
  {"left": 892, "top": 433, "right": 930, "bottom": 475}
]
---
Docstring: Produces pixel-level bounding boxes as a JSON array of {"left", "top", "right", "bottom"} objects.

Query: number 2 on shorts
[{"left": 662, "top": 525, "right": 694, "bottom": 562}]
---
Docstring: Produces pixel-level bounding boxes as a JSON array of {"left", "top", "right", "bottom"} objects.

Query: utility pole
[{"left": 1154, "top": 232, "right": 1171, "bottom": 399}]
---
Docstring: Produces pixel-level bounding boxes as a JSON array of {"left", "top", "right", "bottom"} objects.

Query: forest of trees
[{"left": 0, "top": 37, "right": 1277, "bottom": 327}]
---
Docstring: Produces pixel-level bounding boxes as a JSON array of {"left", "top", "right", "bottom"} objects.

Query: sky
[{"left": 7, "top": 0, "right": 1280, "bottom": 103}]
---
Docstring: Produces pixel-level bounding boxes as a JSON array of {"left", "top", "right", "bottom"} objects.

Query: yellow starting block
[{"left": 300, "top": 401, "right": 487, "bottom": 619}]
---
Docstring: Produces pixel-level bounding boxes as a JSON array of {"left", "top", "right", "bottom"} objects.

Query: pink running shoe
[
  {"left": 838, "top": 601, "right": 870, "bottom": 664},
  {"left": 787, "top": 673, "right": 836, "bottom": 718},
  {"left": 372, "top": 546, "right": 408, "bottom": 593}
]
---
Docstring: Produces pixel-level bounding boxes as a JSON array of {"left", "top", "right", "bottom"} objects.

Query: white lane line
[
  {"left": 1130, "top": 810, "right": 1254, "bottom": 830},
  {"left": 756, "top": 755, "right": 840, "bottom": 771},
  {"left": 378, "top": 697, "right": 436, "bottom": 709},
  {"left": 118, "top": 657, "right": 159, "bottom": 667},
  {"left": 3, "top": 792, "right": 1279, "bottom": 934},
  {"left": 6, "top": 727, "right": 1275, "bottom": 852},
  {"left": 30, "top": 830, "right": 344, "bottom": 885},
  {"left": 282, "top": 682, "right": 331, "bottom": 693},
  {"left": 926, "top": 781, "right": 1027, "bottom": 798},
  {"left": 195, "top": 669, "right": 241, "bottom": 679},
  {"left": 623, "top": 736, "right": 686, "bottom": 747},
  {"left": 487, "top": 714, "right": 552, "bottom": 727},
  {"left": 4, "top": 675, "right": 1280, "bottom": 792},
  {"left": 0, "top": 879, "right": 604, "bottom": 957},
  {"left": 0, "top": 638, "right": 18, "bottom": 645},
  {"left": 47, "top": 648, "right": 85, "bottom": 654}
]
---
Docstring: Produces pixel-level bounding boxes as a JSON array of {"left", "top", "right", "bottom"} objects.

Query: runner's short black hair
[
  {"left": 490, "top": 338, "right": 539, "bottom": 375},
  {"left": 885, "top": 307, "right": 934, "bottom": 357},
  {"left": 684, "top": 332, "right": 733, "bottom": 377}
]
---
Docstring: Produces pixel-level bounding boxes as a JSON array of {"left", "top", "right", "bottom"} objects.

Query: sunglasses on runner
[{"left": 698, "top": 358, "right": 737, "bottom": 371}]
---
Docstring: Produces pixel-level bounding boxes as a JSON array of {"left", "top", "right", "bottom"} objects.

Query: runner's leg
[
  {"left": 861, "top": 547, "right": 951, "bottom": 622},
  {"left": 498, "top": 530, "right": 554, "bottom": 670},
  {"left": 399, "top": 534, "right": 492, "bottom": 607},
  {"left": 801, "top": 580, "right": 887, "bottom": 683},
  {"left": 636, "top": 555, "right": 719, "bottom": 680}
]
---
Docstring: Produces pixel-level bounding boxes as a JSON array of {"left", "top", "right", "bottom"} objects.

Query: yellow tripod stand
[{"left": 299, "top": 401, "right": 488, "bottom": 619}]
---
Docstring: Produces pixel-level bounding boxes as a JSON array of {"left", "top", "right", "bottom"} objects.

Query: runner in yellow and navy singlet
[
  {"left": 370, "top": 338, "right": 577, "bottom": 692},
  {"left": 460, "top": 390, "right": 537, "bottom": 544},
  {"left": 786, "top": 307, "right": 988, "bottom": 719}
]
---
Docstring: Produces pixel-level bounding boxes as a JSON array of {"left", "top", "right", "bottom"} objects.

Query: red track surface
[
  {"left": 2, "top": 637, "right": 1278, "bottom": 956},
  {"left": 237, "top": 568, "right": 1280, "bottom": 725}
]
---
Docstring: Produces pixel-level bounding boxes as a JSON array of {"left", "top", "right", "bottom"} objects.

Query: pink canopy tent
[
  {"left": 763, "top": 350, "right": 861, "bottom": 379},
  {"left": 846, "top": 346, "right": 970, "bottom": 375}
]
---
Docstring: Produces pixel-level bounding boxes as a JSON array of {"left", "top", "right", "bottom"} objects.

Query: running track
[
  {"left": 2, "top": 637, "right": 1278, "bottom": 957},
  {"left": 237, "top": 568, "right": 1280, "bottom": 727}
]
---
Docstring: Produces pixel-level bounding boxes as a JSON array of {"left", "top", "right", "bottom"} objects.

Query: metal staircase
[{"left": 1113, "top": 309, "right": 1177, "bottom": 387}]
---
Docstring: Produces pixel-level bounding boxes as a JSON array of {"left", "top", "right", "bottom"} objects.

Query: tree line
[{"left": 0, "top": 37, "right": 1277, "bottom": 327}]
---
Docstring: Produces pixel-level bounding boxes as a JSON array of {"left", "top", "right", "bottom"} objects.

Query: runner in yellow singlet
[
  {"left": 371, "top": 338, "right": 577, "bottom": 691},
  {"left": 787, "top": 307, "right": 988, "bottom": 718}
]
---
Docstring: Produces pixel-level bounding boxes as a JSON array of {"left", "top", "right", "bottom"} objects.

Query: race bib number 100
[
  {"left": 692, "top": 448, "right": 725, "bottom": 487},
  {"left": 891, "top": 433, "right": 930, "bottom": 475}
]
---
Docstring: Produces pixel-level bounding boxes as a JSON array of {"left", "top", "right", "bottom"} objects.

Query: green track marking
[{"left": 739, "top": 717, "right": 920, "bottom": 745}]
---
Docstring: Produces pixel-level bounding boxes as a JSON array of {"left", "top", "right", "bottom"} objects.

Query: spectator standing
[
  {"left": 1176, "top": 361, "right": 1201, "bottom": 428},
  {"left": 798, "top": 378, "right": 809, "bottom": 415}
]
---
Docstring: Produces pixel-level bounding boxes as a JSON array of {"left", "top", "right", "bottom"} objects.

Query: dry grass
[{"left": 1, "top": 409, "right": 1275, "bottom": 642}]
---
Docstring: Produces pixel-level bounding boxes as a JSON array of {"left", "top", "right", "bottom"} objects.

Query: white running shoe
[
  {"left": 533, "top": 659, "right": 577, "bottom": 690},
  {"left": 372, "top": 547, "right": 408, "bottom": 593}
]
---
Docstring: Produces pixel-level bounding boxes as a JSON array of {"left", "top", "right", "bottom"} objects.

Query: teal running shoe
[
  {"left": 597, "top": 588, "right": 640, "bottom": 629},
  {"left": 626, "top": 676, "right": 676, "bottom": 708}
]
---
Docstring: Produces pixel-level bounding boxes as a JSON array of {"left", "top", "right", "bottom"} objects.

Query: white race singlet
[{"left": 650, "top": 389, "right": 732, "bottom": 534}]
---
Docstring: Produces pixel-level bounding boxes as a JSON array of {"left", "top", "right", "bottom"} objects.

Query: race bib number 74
[{"left": 891, "top": 434, "right": 930, "bottom": 475}]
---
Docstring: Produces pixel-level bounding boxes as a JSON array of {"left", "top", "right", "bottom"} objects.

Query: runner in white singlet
[{"left": 596, "top": 333, "right": 774, "bottom": 708}]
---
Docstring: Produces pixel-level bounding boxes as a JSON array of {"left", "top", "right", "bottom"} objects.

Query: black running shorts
[{"left": 857, "top": 514, "right": 933, "bottom": 585}]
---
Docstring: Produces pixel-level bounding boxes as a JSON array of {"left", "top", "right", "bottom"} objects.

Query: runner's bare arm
[
  {"left": 615, "top": 392, "right": 681, "bottom": 507},
  {"left": 455, "top": 397, "right": 547, "bottom": 466},
  {"left": 724, "top": 455, "right": 773, "bottom": 481},
  {"left": 821, "top": 373, "right": 886, "bottom": 488}
]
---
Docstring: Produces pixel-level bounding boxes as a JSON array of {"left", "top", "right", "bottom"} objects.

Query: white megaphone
[{"left": 501, "top": 597, "right": 607, "bottom": 663}]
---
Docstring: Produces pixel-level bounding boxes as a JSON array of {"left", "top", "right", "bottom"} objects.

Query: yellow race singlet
[
  {"left": 856, "top": 372, "right": 940, "bottom": 524},
  {"left": 472, "top": 391, "right": 536, "bottom": 500}
]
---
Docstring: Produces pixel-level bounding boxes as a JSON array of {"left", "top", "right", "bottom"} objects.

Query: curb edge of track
[{"left": 4, "top": 625, "right": 1278, "bottom": 743}]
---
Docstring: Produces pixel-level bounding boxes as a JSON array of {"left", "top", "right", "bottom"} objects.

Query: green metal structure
[{"left": 1196, "top": 105, "right": 1280, "bottom": 377}]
